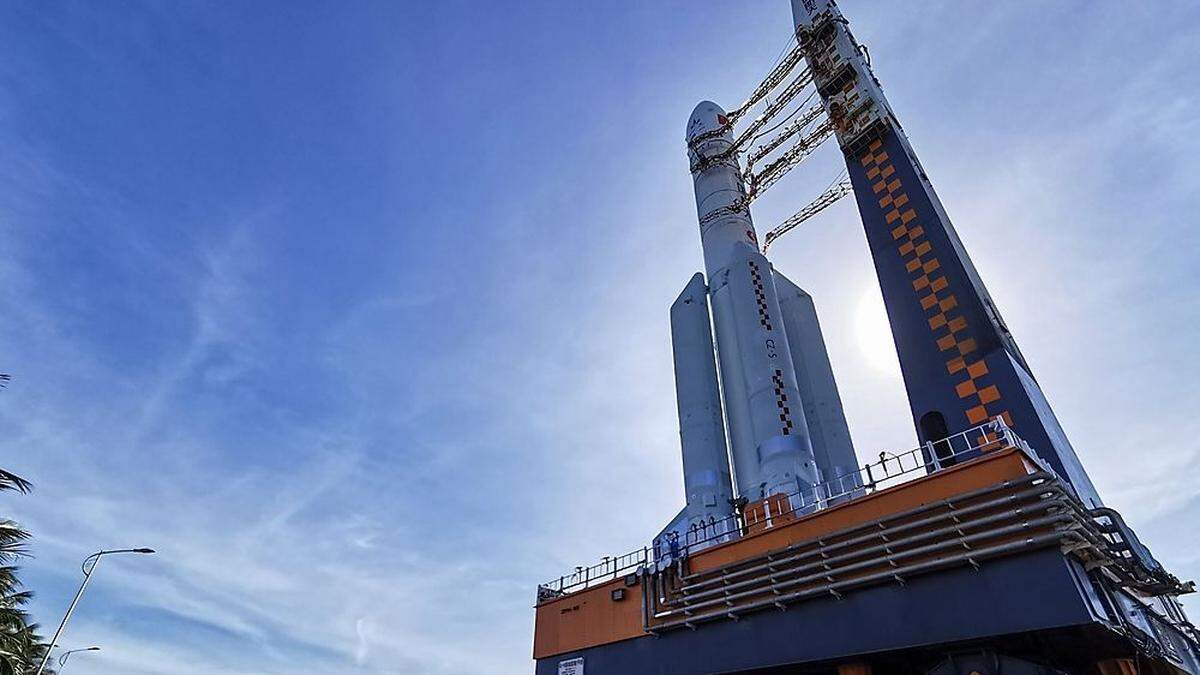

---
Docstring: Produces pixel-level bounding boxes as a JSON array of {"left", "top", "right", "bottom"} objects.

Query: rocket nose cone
[{"left": 687, "top": 101, "right": 731, "bottom": 143}]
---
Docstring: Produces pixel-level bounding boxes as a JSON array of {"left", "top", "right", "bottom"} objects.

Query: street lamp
[
  {"left": 57, "top": 646, "right": 100, "bottom": 672},
  {"left": 34, "top": 548, "right": 155, "bottom": 675}
]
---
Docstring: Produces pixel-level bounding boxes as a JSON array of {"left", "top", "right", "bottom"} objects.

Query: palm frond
[{"left": 0, "top": 471, "right": 30, "bottom": 495}]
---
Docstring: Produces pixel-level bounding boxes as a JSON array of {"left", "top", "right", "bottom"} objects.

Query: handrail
[
  {"left": 537, "top": 547, "right": 649, "bottom": 599},
  {"left": 538, "top": 417, "right": 1027, "bottom": 600},
  {"left": 678, "top": 417, "right": 1025, "bottom": 555},
  {"left": 678, "top": 475, "right": 1055, "bottom": 589}
]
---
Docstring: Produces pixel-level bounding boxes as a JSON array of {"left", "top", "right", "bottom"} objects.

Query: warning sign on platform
[{"left": 558, "top": 657, "right": 584, "bottom": 675}]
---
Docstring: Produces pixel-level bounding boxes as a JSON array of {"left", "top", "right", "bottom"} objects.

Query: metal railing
[
  {"left": 687, "top": 417, "right": 1026, "bottom": 554},
  {"left": 537, "top": 547, "right": 649, "bottom": 599},
  {"left": 538, "top": 417, "right": 1028, "bottom": 601}
]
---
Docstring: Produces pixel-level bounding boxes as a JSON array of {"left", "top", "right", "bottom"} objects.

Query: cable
[
  {"left": 747, "top": 89, "right": 818, "bottom": 148},
  {"left": 746, "top": 119, "right": 836, "bottom": 196},
  {"left": 745, "top": 101, "right": 826, "bottom": 172},
  {"left": 730, "top": 68, "right": 814, "bottom": 153},
  {"left": 761, "top": 173, "right": 852, "bottom": 252},
  {"left": 688, "top": 32, "right": 809, "bottom": 153}
]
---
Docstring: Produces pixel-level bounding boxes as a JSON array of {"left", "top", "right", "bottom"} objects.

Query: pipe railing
[
  {"left": 678, "top": 475, "right": 1058, "bottom": 590},
  {"left": 653, "top": 530, "right": 1081, "bottom": 631},
  {"left": 538, "top": 417, "right": 1029, "bottom": 601},
  {"left": 537, "top": 547, "right": 649, "bottom": 599},
  {"left": 684, "top": 417, "right": 1024, "bottom": 555}
]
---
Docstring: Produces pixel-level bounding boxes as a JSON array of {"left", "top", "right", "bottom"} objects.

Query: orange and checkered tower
[{"left": 792, "top": 0, "right": 1102, "bottom": 506}]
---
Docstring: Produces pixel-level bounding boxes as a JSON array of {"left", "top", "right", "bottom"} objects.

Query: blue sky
[{"left": 0, "top": 1, "right": 1198, "bottom": 673}]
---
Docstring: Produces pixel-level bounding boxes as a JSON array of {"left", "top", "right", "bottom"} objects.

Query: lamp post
[
  {"left": 34, "top": 548, "right": 155, "bottom": 675},
  {"left": 57, "top": 646, "right": 100, "bottom": 673}
]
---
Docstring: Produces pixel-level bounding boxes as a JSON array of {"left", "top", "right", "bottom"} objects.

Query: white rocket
[{"left": 658, "top": 101, "right": 858, "bottom": 554}]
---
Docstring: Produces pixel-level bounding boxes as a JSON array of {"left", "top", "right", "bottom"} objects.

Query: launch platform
[{"left": 536, "top": 424, "right": 1197, "bottom": 674}]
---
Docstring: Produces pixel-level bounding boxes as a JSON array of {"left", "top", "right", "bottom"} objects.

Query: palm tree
[
  {"left": 0, "top": 472, "right": 50, "bottom": 675},
  {"left": 0, "top": 377, "right": 51, "bottom": 673}
]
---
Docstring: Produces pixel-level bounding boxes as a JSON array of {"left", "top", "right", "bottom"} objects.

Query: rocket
[
  {"left": 657, "top": 101, "right": 858, "bottom": 554},
  {"left": 686, "top": 101, "right": 820, "bottom": 504}
]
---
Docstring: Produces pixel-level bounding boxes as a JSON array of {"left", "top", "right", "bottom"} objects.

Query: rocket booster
[
  {"left": 671, "top": 273, "right": 736, "bottom": 530},
  {"left": 686, "top": 101, "right": 821, "bottom": 502}
]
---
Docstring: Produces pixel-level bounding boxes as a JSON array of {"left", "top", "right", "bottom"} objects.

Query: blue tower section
[{"left": 793, "top": 0, "right": 1101, "bottom": 506}]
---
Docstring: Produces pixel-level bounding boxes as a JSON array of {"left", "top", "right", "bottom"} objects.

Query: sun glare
[{"left": 854, "top": 286, "right": 901, "bottom": 376}]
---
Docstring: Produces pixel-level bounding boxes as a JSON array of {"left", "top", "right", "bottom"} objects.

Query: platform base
[{"left": 535, "top": 549, "right": 1199, "bottom": 675}]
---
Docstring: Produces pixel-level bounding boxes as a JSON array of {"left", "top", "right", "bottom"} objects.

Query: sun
[{"left": 853, "top": 285, "right": 901, "bottom": 376}]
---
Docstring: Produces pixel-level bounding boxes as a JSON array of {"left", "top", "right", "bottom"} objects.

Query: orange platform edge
[{"left": 533, "top": 446, "right": 1039, "bottom": 659}]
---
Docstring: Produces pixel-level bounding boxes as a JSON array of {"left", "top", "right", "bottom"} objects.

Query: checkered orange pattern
[{"left": 859, "top": 139, "right": 1010, "bottom": 439}]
